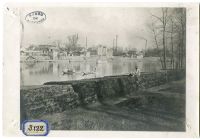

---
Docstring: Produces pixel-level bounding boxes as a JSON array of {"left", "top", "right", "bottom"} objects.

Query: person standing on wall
[
  {"left": 134, "top": 65, "right": 141, "bottom": 77},
  {"left": 135, "top": 65, "right": 141, "bottom": 90},
  {"left": 129, "top": 65, "right": 141, "bottom": 90}
]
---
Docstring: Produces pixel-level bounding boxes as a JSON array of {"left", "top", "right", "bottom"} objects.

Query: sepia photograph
[{"left": 18, "top": 6, "right": 187, "bottom": 132}]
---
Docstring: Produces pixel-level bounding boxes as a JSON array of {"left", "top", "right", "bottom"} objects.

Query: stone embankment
[{"left": 20, "top": 70, "right": 185, "bottom": 121}]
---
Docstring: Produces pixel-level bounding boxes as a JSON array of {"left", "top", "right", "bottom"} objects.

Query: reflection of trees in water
[
  {"left": 90, "top": 63, "right": 97, "bottom": 72},
  {"left": 80, "top": 62, "right": 86, "bottom": 72},
  {"left": 26, "top": 62, "right": 53, "bottom": 75},
  {"left": 57, "top": 64, "right": 61, "bottom": 73},
  {"left": 79, "top": 61, "right": 96, "bottom": 73},
  {"left": 122, "top": 61, "right": 129, "bottom": 73},
  {"left": 95, "top": 61, "right": 113, "bottom": 76},
  {"left": 22, "top": 60, "right": 161, "bottom": 76},
  {"left": 105, "top": 61, "right": 113, "bottom": 75},
  {"left": 21, "top": 62, "right": 36, "bottom": 70},
  {"left": 127, "top": 62, "right": 135, "bottom": 73},
  {"left": 111, "top": 60, "right": 161, "bottom": 74},
  {"left": 136, "top": 61, "right": 143, "bottom": 71},
  {"left": 72, "top": 63, "right": 81, "bottom": 71},
  {"left": 112, "top": 62, "right": 123, "bottom": 75},
  {"left": 112, "top": 60, "right": 142, "bottom": 75},
  {"left": 21, "top": 59, "right": 162, "bottom": 85},
  {"left": 142, "top": 61, "right": 161, "bottom": 72}
]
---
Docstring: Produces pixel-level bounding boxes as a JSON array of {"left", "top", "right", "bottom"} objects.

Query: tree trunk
[
  {"left": 178, "top": 41, "right": 181, "bottom": 69},
  {"left": 163, "top": 26, "right": 166, "bottom": 69},
  {"left": 170, "top": 21, "right": 174, "bottom": 69},
  {"left": 152, "top": 28, "right": 164, "bottom": 69},
  {"left": 162, "top": 10, "right": 167, "bottom": 69}
]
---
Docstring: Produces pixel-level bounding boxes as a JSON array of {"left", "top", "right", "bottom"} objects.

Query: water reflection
[{"left": 20, "top": 58, "right": 161, "bottom": 85}]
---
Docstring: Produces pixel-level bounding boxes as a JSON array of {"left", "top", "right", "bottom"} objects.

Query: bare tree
[
  {"left": 169, "top": 18, "right": 175, "bottom": 69},
  {"left": 148, "top": 21, "right": 164, "bottom": 69},
  {"left": 53, "top": 40, "right": 62, "bottom": 50},
  {"left": 171, "top": 8, "right": 186, "bottom": 69},
  {"left": 151, "top": 8, "right": 170, "bottom": 69},
  {"left": 178, "top": 9, "right": 186, "bottom": 69},
  {"left": 67, "top": 34, "right": 79, "bottom": 49}
]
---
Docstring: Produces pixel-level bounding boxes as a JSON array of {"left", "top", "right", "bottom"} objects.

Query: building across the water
[
  {"left": 97, "top": 45, "right": 113, "bottom": 57},
  {"left": 20, "top": 45, "right": 59, "bottom": 61},
  {"left": 57, "top": 52, "right": 68, "bottom": 60},
  {"left": 97, "top": 45, "right": 107, "bottom": 56},
  {"left": 136, "top": 51, "right": 144, "bottom": 59}
]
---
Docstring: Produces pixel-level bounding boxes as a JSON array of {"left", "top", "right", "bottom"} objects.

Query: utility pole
[
  {"left": 113, "top": 38, "right": 115, "bottom": 51},
  {"left": 85, "top": 36, "right": 87, "bottom": 56},
  {"left": 144, "top": 39, "right": 147, "bottom": 56},
  {"left": 116, "top": 35, "right": 118, "bottom": 52}
]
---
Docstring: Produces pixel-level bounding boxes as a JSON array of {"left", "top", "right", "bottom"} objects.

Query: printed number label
[
  {"left": 28, "top": 125, "right": 44, "bottom": 131},
  {"left": 22, "top": 120, "right": 49, "bottom": 136}
]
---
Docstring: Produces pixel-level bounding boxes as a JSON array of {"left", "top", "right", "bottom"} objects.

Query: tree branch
[{"left": 151, "top": 13, "right": 163, "bottom": 23}]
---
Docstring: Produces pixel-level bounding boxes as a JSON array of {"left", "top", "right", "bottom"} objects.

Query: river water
[{"left": 20, "top": 57, "right": 161, "bottom": 86}]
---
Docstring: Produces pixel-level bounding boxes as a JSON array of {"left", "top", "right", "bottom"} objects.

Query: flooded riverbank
[{"left": 20, "top": 57, "right": 161, "bottom": 85}]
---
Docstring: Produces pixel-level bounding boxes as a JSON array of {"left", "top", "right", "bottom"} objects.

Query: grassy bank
[{"left": 39, "top": 79, "right": 185, "bottom": 131}]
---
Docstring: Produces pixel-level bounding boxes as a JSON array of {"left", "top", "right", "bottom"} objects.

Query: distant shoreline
[{"left": 20, "top": 56, "right": 160, "bottom": 62}]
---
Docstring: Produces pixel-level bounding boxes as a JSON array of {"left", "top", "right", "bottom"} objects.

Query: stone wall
[
  {"left": 21, "top": 70, "right": 185, "bottom": 121},
  {"left": 44, "top": 70, "right": 185, "bottom": 103},
  {"left": 21, "top": 85, "right": 79, "bottom": 122}
]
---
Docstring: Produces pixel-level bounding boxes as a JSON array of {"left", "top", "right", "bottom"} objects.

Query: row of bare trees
[
  {"left": 148, "top": 8, "right": 186, "bottom": 70},
  {"left": 53, "top": 33, "right": 80, "bottom": 51}
]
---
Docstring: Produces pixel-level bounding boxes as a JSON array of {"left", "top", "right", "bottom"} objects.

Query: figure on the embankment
[{"left": 129, "top": 65, "right": 141, "bottom": 90}]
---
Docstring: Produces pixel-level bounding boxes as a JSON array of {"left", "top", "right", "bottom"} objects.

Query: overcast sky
[{"left": 21, "top": 7, "right": 160, "bottom": 50}]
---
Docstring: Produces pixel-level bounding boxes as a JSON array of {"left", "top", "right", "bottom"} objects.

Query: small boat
[
  {"left": 62, "top": 68, "right": 75, "bottom": 75},
  {"left": 82, "top": 71, "right": 95, "bottom": 76}
]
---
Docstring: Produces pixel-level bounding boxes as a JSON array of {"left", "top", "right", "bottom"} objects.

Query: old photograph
[{"left": 18, "top": 7, "right": 187, "bottom": 132}]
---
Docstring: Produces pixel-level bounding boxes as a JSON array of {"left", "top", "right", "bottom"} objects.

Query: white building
[{"left": 97, "top": 45, "right": 107, "bottom": 56}]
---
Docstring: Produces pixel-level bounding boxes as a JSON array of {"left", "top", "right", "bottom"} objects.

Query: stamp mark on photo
[{"left": 25, "top": 11, "right": 46, "bottom": 23}]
